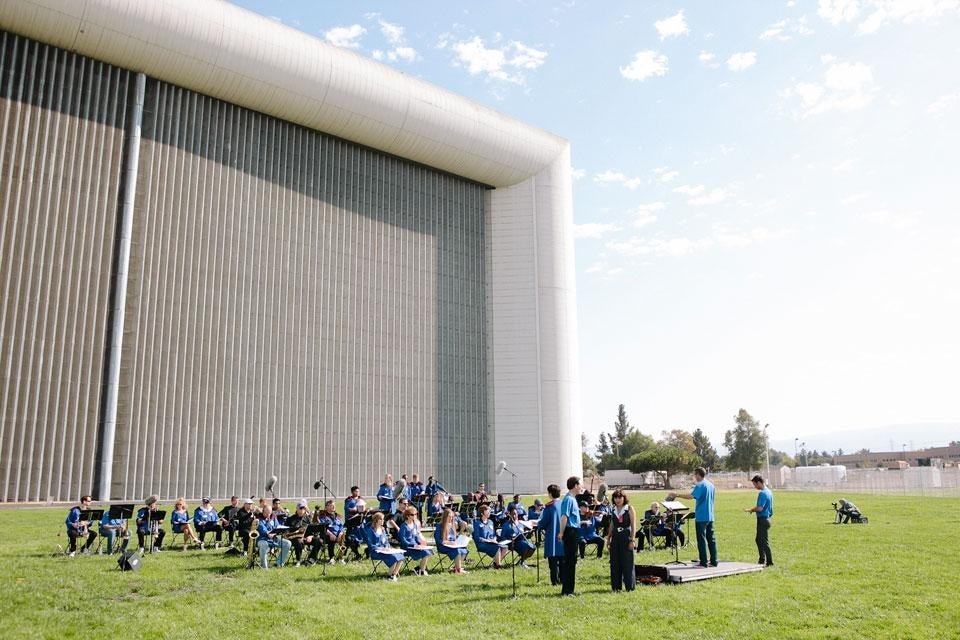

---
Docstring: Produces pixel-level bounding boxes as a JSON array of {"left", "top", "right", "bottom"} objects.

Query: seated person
[
  {"left": 193, "top": 498, "right": 223, "bottom": 548},
  {"left": 490, "top": 494, "right": 508, "bottom": 526},
  {"left": 473, "top": 482, "right": 489, "bottom": 504},
  {"left": 284, "top": 500, "right": 314, "bottom": 565},
  {"left": 594, "top": 498, "right": 612, "bottom": 536},
  {"left": 99, "top": 509, "right": 127, "bottom": 555},
  {"left": 638, "top": 502, "right": 678, "bottom": 550},
  {"left": 506, "top": 494, "right": 527, "bottom": 520},
  {"left": 836, "top": 498, "right": 863, "bottom": 524},
  {"left": 408, "top": 473, "right": 426, "bottom": 519},
  {"left": 388, "top": 497, "right": 411, "bottom": 542},
  {"left": 234, "top": 498, "right": 256, "bottom": 549},
  {"left": 472, "top": 505, "right": 507, "bottom": 568},
  {"left": 427, "top": 492, "right": 447, "bottom": 521},
  {"left": 136, "top": 496, "right": 166, "bottom": 552},
  {"left": 527, "top": 499, "right": 544, "bottom": 520},
  {"left": 499, "top": 505, "right": 535, "bottom": 567},
  {"left": 434, "top": 508, "right": 469, "bottom": 574},
  {"left": 65, "top": 495, "right": 98, "bottom": 556},
  {"left": 314, "top": 499, "right": 345, "bottom": 564},
  {"left": 256, "top": 505, "right": 292, "bottom": 569},
  {"left": 366, "top": 512, "right": 404, "bottom": 581},
  {"left": 218, "top": 496, "right": 241, "bottom": 546},
  {"left": 170, "top": 497, "right": 201, "bottom": 547},
  {"left": 398, "top": 506, "right": 434, "bottom": 576},
  {"left": 271, "top": 498, "right": 289, "bottom": 524},
  {"left": 578, "top": 503, "right": 605, "bottom": 559}
]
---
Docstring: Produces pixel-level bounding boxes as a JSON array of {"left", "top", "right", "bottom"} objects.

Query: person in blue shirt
[
  {"left": 424, "top": 476, "right": 445, "bottom": 497},
  {"left": 537, "top": 484, "right": 563, "bottom": 586},
  {"left": 377, "top": 474, "right": 397, "bottom": 515},
  {"left": 408, "top": 473, "right": 426, "bottom": 520},
  {"left": 507, "top": 494, "right": 527, "bottom": 520},
  {"left": 398, "top": 506, "right": 434, "bottom": 575},
  {"left": 99, "top": 510, "right": 127, "bottom": 555},
  {"left": 426, "top": 492, "right": 446, "bottom": 520},
  {"left": 434, "top": 508, "right": 469, "bottom": 574},
  {"left": 669, "top": 466, "right": 718, "bottom": 568},
  {"left": 577, "top": 502, "right": 605, "bottom": 559},
  {"left": 499, "top": 505, "right": 535, "bottom": 567},
  {"left": 170, "top": 497, "right": 202, "bottom": 549},
  {"left": 136, "top": 496, "right": 166, "bottom": 552},
  {"left": 744, "top": 475, "right": 774, "bottom": 566},
  {"left": 472, "top": 505, "right": 507, "bottom": 568},
  {"left": 343, "top": 486, "right": 367, "bottom": 561},
  {"left": 315, "top": 499, "right": 346, "bottom": 563},
  {"left": 256, "top": 505, "right": 292, "bottom": 569},
  {"left": 367, "top": 512, "right": 404, "bottom": 580},
  {"left": 65, "top": 495, "right": 97, "bottom": 556},
  {"left": 193, "top": 498, "right": 223, "bottom": 548},
  {"left": 558, "top": 476, "right": 583, "bottom": 595}
]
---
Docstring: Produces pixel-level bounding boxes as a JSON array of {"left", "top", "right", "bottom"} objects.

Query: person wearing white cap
[
  {"left": 235, "top": 498, "right": 256, "bottom": 549},
  {"left": 285, "top": 499, "right": 313, "bottom": 566}
]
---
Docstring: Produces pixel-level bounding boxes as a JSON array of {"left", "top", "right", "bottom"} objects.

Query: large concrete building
[{"left": 0, "top": 0, "right": 581, "bottom": 502}]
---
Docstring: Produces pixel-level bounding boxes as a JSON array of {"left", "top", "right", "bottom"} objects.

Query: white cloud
[
  {"left": 688, "top": 187, "right": 730, "bottom": 206},
  {"left": 594, "top": 170, "right": 644, "bottom": 190},
  {"left": 620, "top": 50, "right": 669, "bottom": 81},
  {"left": 451, "top": 37, "right": 547, "bottom": 83},
  {"left": 608, "top": 235, "right": 715, "bottom": 258},
  {"left": 655, "top": 10, "right": 690, "bottom": 40},
  {"left": 927, "top": 90, "right": 960, "bottom": 117},
  {"left": 727, "top": 51, "right": 758, "bottom": 71},
  {"left": 841, "top": 192, "right": 870, "bottom": 205},
  {"left": 818, "top": 0, "right": 960, "bottom": 33},
  {"left": 818, "top": 0, "right": 862, "bottom": 25},
  {"left": 698, "top": 50, "right": 719, "bottom": 68},
  {"left": 760, "top": 17, "right": 815, "bottom": 40},
  {"left": 633, "top": 202, "right": 666, "bottom": 228},
  {"left": 325, "top": 24, "right": 366, "bottom": 49},
  {"left": 861, "top": 209, "right": 922, "bottom": 230},
  {"left": 571, "top": 168, "right": 586, "bottom": 180},
  {"left": 714, "top": 226, "right": 792, "bottom": 247},
  {"left": 760, "top": 20, "right": 788, "bottom": 40},
  {"left": 574, "top": 222, "right": 620, "bottom": 239},
  {"left": 377, "top": 18, "right": 405, "bottom": 45},
  {"left": 660, "top": 170, "right": 679, "bottom": 182},
  {"left": 832, "top": 157, "right": 857, "bottom": 172},
  {"left": 781, "top": 61, "right": 877, "bottom": 117},
  {"left": 673, "top": 184, "right": 705, "bottom": 197}
]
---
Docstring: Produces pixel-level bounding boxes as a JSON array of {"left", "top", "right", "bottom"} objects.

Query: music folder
[
  {"left": 79, "top": 509, "right": 104, "bottom": 521},
  {"left": 661, "top": 500, "right": 688, "bottom": 511},
  {"left": 150, "top": 510, "right": 166, "bottom": 521}
]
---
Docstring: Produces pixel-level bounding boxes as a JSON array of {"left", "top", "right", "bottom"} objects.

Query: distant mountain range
[{"left": 770, "top": 423, "right": 960, "bottom": 455}]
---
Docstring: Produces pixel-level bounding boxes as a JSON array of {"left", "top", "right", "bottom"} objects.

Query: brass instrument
[{"left": 246, "top": 517, "right": 260, "bottom": 568}]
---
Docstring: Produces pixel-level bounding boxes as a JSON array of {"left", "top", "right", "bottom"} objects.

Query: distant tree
[
  {"left": 582, "top": 452, "right": 598, "bottom": 476},
  {"left": 692, "top": 428, "right": 721, "bottom": 471},
  {"left": 856, "top": 448, "right": 871, "bottom": 454},
  {"left": 950, "top": 440, "right": 959, "bottom": 447},
  {"left": 596, "top": 405, "right": 655, "bottom": 473},
  {"left": 660, "top": 429, "right": 696, "bottom": 453},
  {"left": 597, "top": 433, "right": 611, "bottom": 456},
  {"left": 769, "top": 449, "right": 794, "bottom": 467},
  {"left": 723, "top": 409, "right": 766, "bottom": 472},
  {"left": 627, "top": 446, "right": 700, "bottom": 490}
]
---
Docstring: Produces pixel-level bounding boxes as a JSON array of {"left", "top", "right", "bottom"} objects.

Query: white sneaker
[{"left": 68, "top": 551, "right": 76, "bottom": 557}]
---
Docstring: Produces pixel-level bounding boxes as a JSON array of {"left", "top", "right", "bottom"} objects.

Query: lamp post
[
  {"left": 801, "top": 442, "right": 806, "bottom": 466},
  {"left": 794, "top": 437, "right": 799, "bottom": 466}
]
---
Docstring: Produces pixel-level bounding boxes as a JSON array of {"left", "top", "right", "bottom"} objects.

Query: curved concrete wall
[{"left": 0, "top": 0, "right": 565, "bottom": 188}]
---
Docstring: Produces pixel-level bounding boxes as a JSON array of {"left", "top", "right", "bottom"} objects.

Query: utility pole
[{"left": 763, "top": 424, "right": 771, "bottom": 485}]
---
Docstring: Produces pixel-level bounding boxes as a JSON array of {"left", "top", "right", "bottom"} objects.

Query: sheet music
[{"left": 661, "top": 500, "right": 688, "bottom": 511}]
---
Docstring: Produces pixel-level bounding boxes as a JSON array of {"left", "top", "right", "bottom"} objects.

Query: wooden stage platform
[{"left": 635, "top": 561, "right": 764, "bottom": 584}]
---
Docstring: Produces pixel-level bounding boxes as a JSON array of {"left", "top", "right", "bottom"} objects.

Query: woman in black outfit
[{"left": 606, "top": 489, "right": 637, "bottom": 591}]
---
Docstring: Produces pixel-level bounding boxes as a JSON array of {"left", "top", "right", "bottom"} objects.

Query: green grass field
[{"left": 2, "top": 491, "right": 957, "bottom": 639}]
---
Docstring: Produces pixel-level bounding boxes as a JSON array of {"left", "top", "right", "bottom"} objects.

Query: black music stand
[
  {"left": 149, "top": 510, "right": 166, "bottom": 553},
  {"left": 412, "top": 494, "right": 427, "bottom": 521},
  {"left": 639, "top": 516, "right": 659, "bottom": 551},
  {"left": 108, "top": 504, "right": 135, "bottom": 554},
  {"left": 661, "top": 500, "right": 688, "bottom": 566}
]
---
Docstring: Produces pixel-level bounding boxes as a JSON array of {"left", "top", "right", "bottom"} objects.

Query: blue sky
[{"left": 229, "top": 1, "right": 959, "bottom": 452}]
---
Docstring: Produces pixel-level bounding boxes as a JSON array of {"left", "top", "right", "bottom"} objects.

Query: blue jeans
[
  {"left": 258, "top": 538, "right": 291, "bottom": 568},
  {"left": 694, "top": 520, "right": 717, "bottom": 566}
]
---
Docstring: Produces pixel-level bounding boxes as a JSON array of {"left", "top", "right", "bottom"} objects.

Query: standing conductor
[
  {"left": 744, "top": 474, "right": 773, "bottom": 566},
  {"left": 668, "top": 466, "right": 717, "bottom": 568}
]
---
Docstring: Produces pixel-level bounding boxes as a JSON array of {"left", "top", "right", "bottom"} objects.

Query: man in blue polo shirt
[
  {"left": 669, "top": 467, "right": 717, "bottom": 568},
  {"left": 744, "top": 474, "right": 773, "bottom": 566}
]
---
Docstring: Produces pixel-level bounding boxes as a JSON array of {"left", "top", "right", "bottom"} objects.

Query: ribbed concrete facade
[{"left": 0, "top": 0, "right": 582, "bottom": 502}]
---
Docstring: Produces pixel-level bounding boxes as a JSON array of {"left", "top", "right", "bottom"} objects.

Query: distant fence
[{"left": 666, "top": 468, "right": 960, "bottom": 497}]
